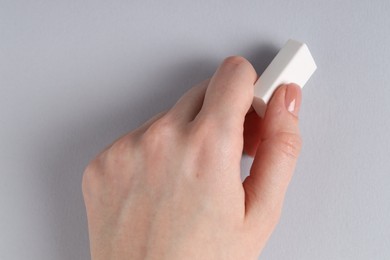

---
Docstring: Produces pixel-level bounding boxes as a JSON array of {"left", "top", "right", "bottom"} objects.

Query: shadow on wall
[
  {"left": 245, "top": 41, "right": 280, "bottom": 77},
  {"left": 42, "top": 42, "right": 278, "bottom": 259}
]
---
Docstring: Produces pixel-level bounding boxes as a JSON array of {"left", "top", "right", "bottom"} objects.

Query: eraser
[{"left": 253, "top": 39, "right": 317, "bottom": 117}]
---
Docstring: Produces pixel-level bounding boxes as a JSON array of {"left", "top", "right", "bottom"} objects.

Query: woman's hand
[{"left": 82, "top": 56, "right": 302, "bottom": 260}]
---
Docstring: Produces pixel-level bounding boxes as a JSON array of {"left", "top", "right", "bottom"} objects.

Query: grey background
[{"left": 1, "top": 0, "right": 389, "bottom": 259}]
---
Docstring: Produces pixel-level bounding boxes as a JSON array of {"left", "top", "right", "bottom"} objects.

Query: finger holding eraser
[{"left": 253, "top": 39, "right": 317, "bottom": 118}]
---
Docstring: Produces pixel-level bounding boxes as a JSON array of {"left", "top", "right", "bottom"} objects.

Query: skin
[{"left": 82, "top": 56, "right": 302, "bottom": 260}]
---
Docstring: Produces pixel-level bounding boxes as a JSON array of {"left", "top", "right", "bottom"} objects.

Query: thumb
[{"left": 243, "top": 83, "right": 302, "bottom": 228}]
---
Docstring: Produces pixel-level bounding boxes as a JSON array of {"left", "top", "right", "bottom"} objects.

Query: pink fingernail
[{"left": 284, "top": 84, "right": 302, "bottom": 117}]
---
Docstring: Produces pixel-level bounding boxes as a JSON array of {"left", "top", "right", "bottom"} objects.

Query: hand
[{"left": 82, "top": 56, "right": 302, "bottom": 260}]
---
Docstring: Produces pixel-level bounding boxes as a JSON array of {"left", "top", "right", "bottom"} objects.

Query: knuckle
[
  {"left": 221, "top": 56, "right": 256, "bottom": 77},
  {"left": 108, "top": 136, "right": 133, "bottom": 160},
  {"left": 82, "top": 135, "right": 136, "bottom": 196},
  {"left": 272, "top": 131, "right": 302, "bottom": 159},
  {"left": 82, "top": 159, "right": 101, "bottom": 198},
  {"left": 141, "top": 116, "right": 178, "bottom": 152},
  {"left": 141, "top": 116, "right": 177, "bottom": 147},
  {"left": 223, "top": 55, "right": 250, "bottom": 67},
  {"left": 83, "top": 156, "right": 102, "bottom": 181}
]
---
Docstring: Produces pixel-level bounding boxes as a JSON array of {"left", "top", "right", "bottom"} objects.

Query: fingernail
[{"left": 285, "top": 83, "right": 302, "bottom": 117}]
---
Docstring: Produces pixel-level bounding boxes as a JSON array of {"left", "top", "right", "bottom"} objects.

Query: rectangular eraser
[{"left": 253, "top": 39, "right": 317, "bottom": 117}]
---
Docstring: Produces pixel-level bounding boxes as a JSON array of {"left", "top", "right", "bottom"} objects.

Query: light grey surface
[{"left": 1, "top": 1, "right": 390, "bottom": 259}]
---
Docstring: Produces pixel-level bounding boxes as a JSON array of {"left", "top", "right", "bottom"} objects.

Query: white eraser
[{"left": 253, "top": 39, "right": 317, "bottom": 117}]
